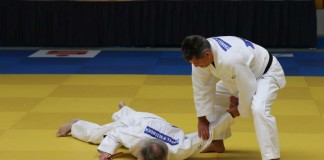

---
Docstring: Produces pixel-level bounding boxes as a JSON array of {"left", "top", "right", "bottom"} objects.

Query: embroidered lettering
[
  {"left": 241, "top": 38, "right": 255, "bottom": 49},
  {"left": 212, "top": 37, "right": 232, "bottom": 51},
  {"left": 144, "top": 126, "right": 179, "bottom": 145}
]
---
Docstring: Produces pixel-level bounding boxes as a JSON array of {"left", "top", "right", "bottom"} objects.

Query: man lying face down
[{"left": 57, "top": 101, "right": 238, "bottom": 160}]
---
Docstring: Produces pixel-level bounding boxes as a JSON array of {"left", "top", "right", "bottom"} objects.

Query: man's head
[
  {"left": 181, "top": 35, "right": 213, "bottom": 68},
  {"left": 138, "top": 139, "right": 168, "bottom": 160}
]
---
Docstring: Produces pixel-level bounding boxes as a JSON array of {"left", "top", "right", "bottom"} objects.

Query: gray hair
[
  {"left": 181, "top": 35, "right": 211, "bottom": 61},
  {"left": 140, "top": 138, "right": 169, "bottom": 160}
]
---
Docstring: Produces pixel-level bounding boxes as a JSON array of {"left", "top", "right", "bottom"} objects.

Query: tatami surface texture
[{"left": 0, "top": 74, "right": 324, "bottom": 160}]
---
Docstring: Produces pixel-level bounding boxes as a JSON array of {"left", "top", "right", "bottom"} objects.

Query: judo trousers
[{"left": 211, "top": 70, "right": 281, "bottom": 159}]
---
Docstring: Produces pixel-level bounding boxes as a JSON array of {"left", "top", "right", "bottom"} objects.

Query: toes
[{"left": 119, "top": 101, "right": 126, "bottom": 109}]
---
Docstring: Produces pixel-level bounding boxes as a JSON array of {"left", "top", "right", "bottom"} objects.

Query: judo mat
[{"left": 0, "top": 49, "right": 324, "bottom": 160}]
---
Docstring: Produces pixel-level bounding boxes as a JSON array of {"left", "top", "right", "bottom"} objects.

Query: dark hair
[
  {"left": 140, "top": 139, "right": 168, "bottom": 160},
  {"left": 181, "top": 35, "right": 211, "bottom": 61}
]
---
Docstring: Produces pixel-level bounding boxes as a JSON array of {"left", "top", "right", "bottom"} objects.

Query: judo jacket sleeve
[
  {"left": 97, "top": 127, "right": 123, "bottom": 154},
  {"left": 230, "top": 57, "right": 257, "bottom": 118},
  {"left": 192, "top": 65, "right": 217, "bottom": 117}
]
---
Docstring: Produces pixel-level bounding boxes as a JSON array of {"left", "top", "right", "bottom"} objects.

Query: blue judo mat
[{"left": 0, "top": 49, "right": 324, "bottom": 76}]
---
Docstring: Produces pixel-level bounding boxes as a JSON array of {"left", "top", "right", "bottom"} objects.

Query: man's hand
[
  {"left": 99, "top": 152, "right": 112, "bottom": 160},
  {"left": 99, "top": 152, "right": 124, "bottom": 160},
  {"left": 227, "top": 96, "right": 240, "bottom": 118},
  {"left": 198, "top": 116, "right": 210, "bottom": 140},
  {"left": 230, "top": 96, "right": 238, "bottom": 106}
]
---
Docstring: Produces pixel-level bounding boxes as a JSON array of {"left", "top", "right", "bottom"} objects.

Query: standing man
[{"left": 181, "top": 35, "right": 286, "bottom": 160}]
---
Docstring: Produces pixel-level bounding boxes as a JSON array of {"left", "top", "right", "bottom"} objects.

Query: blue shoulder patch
[
  {"left": 241, "top": 38, "right": 255, "bottom": 49},
  {"left": 212, "top": 37, "right": 232, "bottom": 52}
]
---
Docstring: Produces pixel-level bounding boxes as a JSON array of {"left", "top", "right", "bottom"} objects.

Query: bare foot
[
  {"left": 202, "top": 140, "right": 225, "bottom": 153},
  {"left": 56, "top": 119, "right": 79, "bottom": 137},
  {"left": 119, "top": 101, "right": 126, "bottom": 109}
]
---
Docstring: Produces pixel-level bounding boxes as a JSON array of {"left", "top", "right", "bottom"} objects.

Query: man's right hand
[
  {"left": 198, "top": 116, "right": 210, "bottom": 140},
  {"left": 99, "top": 152, "right": 112, "bottom": 160}
]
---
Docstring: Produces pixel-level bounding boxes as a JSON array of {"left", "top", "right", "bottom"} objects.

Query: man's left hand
[
  {"left": 227, "top": 96, "right": 240, "bottom": 118},
  {"left": 230, "top": 96, "right": 238, "bottom": 106}
]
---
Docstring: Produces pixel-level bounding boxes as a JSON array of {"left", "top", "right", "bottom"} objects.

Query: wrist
[
  {"left": 198, "top": 116, "right": 210, "bottom": 124},
  {"left": 198, "top": 116, "right": 207, "bottom": 121},
  {"left": 228, "top": 111, "right": 235, "bottom": 118}
]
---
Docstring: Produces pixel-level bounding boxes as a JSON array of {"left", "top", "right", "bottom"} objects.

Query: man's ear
[{"left": 204, "top": 50, "right": 212, "bottom": 57}]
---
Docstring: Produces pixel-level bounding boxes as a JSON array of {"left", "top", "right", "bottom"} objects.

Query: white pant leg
[
  {"left": 71, "top": 107, "right": 136, "bottom": 144},
  {"left": 71, "top": 120, "right": 116, "bottom": 144},
  {"left": 207, "top": 81, "right": 233, "bottom": 140},
  {"left": 209, "top": 113, "right": 235, "bottom": 143},
  {"left": 252, "top": 77, "right": 280, "bottom": 160},
  {"left": 172, "top": 113, "right": 235, "bottom": 160}
]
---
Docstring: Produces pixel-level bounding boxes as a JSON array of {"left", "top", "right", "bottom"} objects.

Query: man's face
[{"left": 189, "top": 51, "right": 213, "bottom": 68}]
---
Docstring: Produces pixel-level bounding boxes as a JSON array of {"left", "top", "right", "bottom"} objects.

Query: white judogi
[
  {"left": 192, "top": 36, "right": 286, "bottom": 160},
  {"left": 71, "top": 106, "right": 234, "bottom": 160}
]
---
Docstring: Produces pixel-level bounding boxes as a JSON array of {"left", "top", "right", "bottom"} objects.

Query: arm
[
  {"left": 97, "top": 128, "right": 123, "bottom": 157},
  {"left": 192, "top": 65, "right": 217, "bottom": 140},
  {"left": 192, "top": 65, "right": 216, "bottom": 117},
  {"left": 233, "top": 62, "right": 257, "bottom": 118}
]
